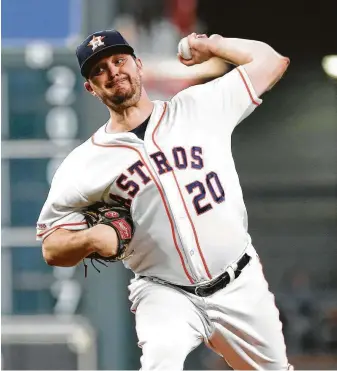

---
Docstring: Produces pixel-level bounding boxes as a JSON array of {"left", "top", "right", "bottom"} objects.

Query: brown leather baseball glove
[{"left": 82, "top": 196, "right": 134, "bottom": 276}]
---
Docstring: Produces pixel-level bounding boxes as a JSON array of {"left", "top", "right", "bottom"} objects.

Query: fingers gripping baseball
[
  {"left": 178, "top": 36, "right": 193, "bottom": 60},
  {"left": 178, "top": 33, "right": 214, "bottom": 66}
]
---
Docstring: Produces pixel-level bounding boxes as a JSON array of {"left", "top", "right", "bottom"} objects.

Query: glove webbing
[{"left": 83, "top": 255, "right": 122, "bottom": 277}]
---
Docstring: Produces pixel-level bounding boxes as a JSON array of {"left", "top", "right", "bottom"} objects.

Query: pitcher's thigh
[
  {"left": 135, "top": 283, "right": 206, "bottom": 370},
  {"left": 207, "top": 256, "right": 291, "bottom": 370}
]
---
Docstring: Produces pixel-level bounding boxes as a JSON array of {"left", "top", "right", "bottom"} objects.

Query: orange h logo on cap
[{"left": 87, "top": 35, "right": 106, "bottom": 51}]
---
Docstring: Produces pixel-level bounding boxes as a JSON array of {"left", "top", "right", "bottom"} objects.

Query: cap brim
[{"left": 81, "top": 44, "right": 135, "bottom": 78}]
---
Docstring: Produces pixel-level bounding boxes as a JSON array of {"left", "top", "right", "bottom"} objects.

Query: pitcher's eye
[
  {"left": 115, "top": 58, "right": 125, "bottom": 66},
  {"left": 91, "top": 66, "right": 105, "bottom": 77}
]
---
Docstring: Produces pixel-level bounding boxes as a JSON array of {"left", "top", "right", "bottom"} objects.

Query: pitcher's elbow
[
  {"left": 275, "top": 56, "right": 290, "bottom": 83},
  {"left": 280, "top": 55, "right": 290, "bottom": 73},
  {"left": 42, "top": 246, "right": 57, "bottom": 266}
]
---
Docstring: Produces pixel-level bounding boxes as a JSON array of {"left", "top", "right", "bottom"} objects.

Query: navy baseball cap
[{"left": 76, "top": 29, "right": 135, "bottom": 78}]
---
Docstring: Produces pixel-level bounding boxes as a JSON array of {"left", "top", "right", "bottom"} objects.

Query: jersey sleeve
[
  {"left": 36, "top": 160, "right": 89, "bottom": 241},
  {"left": 173, "top": 65, "right": 262, "bottom": 133}
]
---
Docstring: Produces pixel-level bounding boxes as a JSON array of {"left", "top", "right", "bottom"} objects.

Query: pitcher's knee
[{"left": 140, "top": 338, "right": 191, "bottom": 370}]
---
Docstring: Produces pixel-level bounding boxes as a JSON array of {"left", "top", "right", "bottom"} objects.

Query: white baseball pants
[{"left": 129, "top": 247, "right": 292, "bottom": 370}]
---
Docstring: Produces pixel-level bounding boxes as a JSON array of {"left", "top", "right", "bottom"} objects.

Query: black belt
[{"left": 174, "top": 253, "right": 251, "bottom": 297}]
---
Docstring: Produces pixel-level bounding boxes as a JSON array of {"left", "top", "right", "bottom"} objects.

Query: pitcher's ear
[
  {"left": 84, "top": 81, "right": 96, "bottom": 96},
  {"left": 135, "top": 57, "right": 143, "bottom": 69}
]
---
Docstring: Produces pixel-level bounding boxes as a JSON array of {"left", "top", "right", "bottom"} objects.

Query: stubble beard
[{"left": 106, "top": 75, "right": 142, "bottom": 111}]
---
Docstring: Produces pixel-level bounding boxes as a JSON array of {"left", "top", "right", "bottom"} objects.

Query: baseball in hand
[{"left": 178, "top": 37, "right": 192, "bottom": 60}]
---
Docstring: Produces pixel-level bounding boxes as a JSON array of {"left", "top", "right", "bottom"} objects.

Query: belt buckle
[
  {"left": 194, "top": 285, "right": 209, "bottom": 297},
  {"left": 194, "top": 283, "right": 218, "bottom": 297},
  {"left": 194, "top": 285, "right": 203, "bottom": 296},
  {"left": 194, "top": 283, "right": 212, "bottom": 297}
]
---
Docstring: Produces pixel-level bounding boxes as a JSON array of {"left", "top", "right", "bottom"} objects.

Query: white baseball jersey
[{"left": 37, "top": 65, "right": 262, "bottom": 286}]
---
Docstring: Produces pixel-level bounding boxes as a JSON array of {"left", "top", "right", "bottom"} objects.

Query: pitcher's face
[{"left": 86, "top": 54, "right": 143, "bottom": 110}]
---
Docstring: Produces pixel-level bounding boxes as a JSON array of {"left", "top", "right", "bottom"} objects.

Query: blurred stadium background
[{"left": 1, "top": 0, "right": 336, "bottom": 369}]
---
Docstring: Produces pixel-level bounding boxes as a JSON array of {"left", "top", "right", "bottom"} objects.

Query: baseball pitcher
[{"left": 37, "top": 29, "right": 292, "bottom": 370}]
